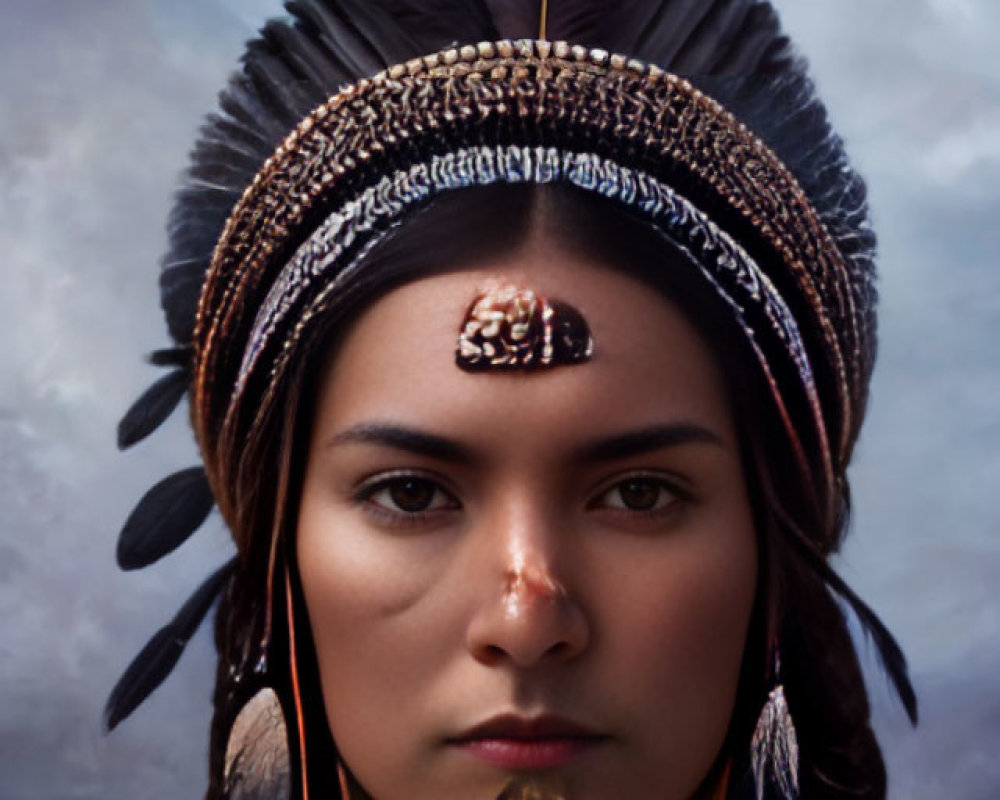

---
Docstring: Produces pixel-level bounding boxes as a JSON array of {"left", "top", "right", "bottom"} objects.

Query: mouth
[{"left": 448, "top": 713, "right": 609, "bottom": 770}]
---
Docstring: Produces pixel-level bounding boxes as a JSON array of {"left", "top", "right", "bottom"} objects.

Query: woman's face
[{"left": 297, "top": 239, "right": 758, "bottom": 799}]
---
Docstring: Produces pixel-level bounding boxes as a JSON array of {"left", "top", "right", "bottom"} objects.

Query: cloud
[
  {"left": 0, "top": 1, "right": 245, "bottom": 797},
  {"left": 921, "top": 109, "right": 1000, "bottom": 187}
]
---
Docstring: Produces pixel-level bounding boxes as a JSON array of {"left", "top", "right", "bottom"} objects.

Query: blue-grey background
[{"left": 1, "top": 1, "right": 997, "bottom": 797}]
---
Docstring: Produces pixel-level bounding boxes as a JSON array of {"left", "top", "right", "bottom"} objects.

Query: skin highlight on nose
[
  {"left": 470, "top": 534, "right": 589, "bottom": 669},
  {"left": 503, "top": 544, "right": 566, "bottom": 622}
]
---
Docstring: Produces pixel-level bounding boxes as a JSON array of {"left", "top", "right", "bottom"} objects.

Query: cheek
[
  {"left": 296, "top": 468, "right": 458, "bottom": 623},
  {"left": 295, "top": 495, "right": 455, "bottom": 777},
  {"left": 610, "top": 550, "right": 756, "bottom": 701},
  {"left": 588, "top": 500, "right": 758, "bottom": 783}
]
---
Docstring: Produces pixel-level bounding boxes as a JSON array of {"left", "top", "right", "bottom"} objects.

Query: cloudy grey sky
[{"left": 1, "top": 1, "right": 997, "bottom": 798}]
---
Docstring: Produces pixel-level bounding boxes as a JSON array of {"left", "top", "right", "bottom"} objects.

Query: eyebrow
[
  {"left": 325, "top": 424, "right": 476, "bottom": 463},
  {"left": 572, "top": 424, "right": 726, "bottom": 462},
  {"left": 324, "top": 422, "right": 725, "bottom": 464}
]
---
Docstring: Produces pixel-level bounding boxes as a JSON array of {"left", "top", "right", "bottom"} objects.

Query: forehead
[{"left": 312, "top": 241, "right": 735, "bottom": 450}]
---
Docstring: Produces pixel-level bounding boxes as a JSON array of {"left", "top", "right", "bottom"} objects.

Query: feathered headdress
[{"left": 107, "top": 2, "right": 915, "bottom": 797}]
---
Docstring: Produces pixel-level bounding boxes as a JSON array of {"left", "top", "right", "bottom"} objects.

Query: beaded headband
[{"left": 192, "top": 40, "right": 874, "bottom": 535}]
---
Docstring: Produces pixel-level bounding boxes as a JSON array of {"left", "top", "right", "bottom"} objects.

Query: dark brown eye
[
  {"left": 595, "top": 476, "right": 682, "bottom": 514},
  {"left": 617, "top": 479, "right": 662, "bottom": 510},
  {"left": 388, "top": 478, "right": 437, "bottom": 512},
  {"left": 362, "top": 475, "right": 454, "bottom": 516}
]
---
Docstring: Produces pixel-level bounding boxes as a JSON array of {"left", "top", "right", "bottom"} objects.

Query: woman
[{"left": 107, "top": 1, "right": 917, "bottom": 797}]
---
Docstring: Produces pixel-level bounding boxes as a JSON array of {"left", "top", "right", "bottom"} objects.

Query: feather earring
[
  {"left": 224, "top": 686, "right": 292, "bottom": 800},
  {"left": 750, "top": 650, "right": 799, "bottom": 800}
]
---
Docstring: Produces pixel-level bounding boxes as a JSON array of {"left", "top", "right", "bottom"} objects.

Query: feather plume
[
  {"left": 104, "top": 559, "right": 237, "bottom": 731},
  {"left": 116, "top": 467, "right": 215, "bottom": 570},
  {"left": 159, "top": 0, "right": 872, "bottom": 352},
  {"left": 117, "top": 368, "right": 189, "bottom": 450},
  {"left": 160, "top": 0, "right": 875, "bottom": 342}
]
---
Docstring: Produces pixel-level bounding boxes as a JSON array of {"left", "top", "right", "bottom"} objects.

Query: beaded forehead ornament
[{"left": 456, "top": 284, "right": 594, "bottom": 371}]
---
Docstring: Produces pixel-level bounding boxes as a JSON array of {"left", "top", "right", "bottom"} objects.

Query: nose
[{"left": 464, "top": 517, "right": 590, "bottom": 668}]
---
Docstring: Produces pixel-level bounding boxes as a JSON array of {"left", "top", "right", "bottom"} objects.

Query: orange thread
[
  {"left": 337, "top": 761, "right": 352, "bottom": 798},
  {"left": 286, "top": 567, "right": 310, "bottom": 800},
  {"left": 262, "top": 394, "right": 297, "bottom": 659},
  {"left": 712, "top": 757, "right": 733, "bottom": 800}
]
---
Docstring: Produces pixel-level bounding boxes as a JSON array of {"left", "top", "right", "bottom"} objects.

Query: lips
[{"left": 449, "top": 714, "right": 608, "bottom": 770}]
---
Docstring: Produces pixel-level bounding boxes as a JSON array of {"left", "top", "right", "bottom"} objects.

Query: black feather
[
  {"left": 216, "top": 78, "right": 292, "bottom": 149},
  {"left": 634, "top": 0, "right": 717, "bottom": 65},
  {"left": 104, "top": 559, "right": 237, "bottom": 731},
  {"left": 147, "top": 345, "right": 193, "bottom": 368},
  {"left": 481, "top": 0, "right": 536, "bottom": 39},
  {"left": 263, "top": 16, "right": 350, "bottom": 93},
  {"left": 242, "top": 49, "right": 317, "bottom": 131},
  {"left": 673, "top": 0, "right": 758, "bottom": 73},
  {"left": 116, "top": 369, "right": 189, "bottom": 450},
  {"left": 487, "top": 0, "right": 785, "bottom": 76},
  {"left": 314, "top": 0, "right": 424, "bottom": 67},
  {"left": 550, "top": 0, "right": 661, "bottom": 51},
  {"left": 160, "top": 260, "right": 212, "bottom": 344},
  {"left": 709, "top": 2, "right": 789, "bottom": 75},
  {"left": 376, "top": 0, "right": 496, "bottom": 46},
  {"left": 117, "top": 468, "right": 215, "bottom": 570},
  {"left": 286, "top": 0, "right": 384, "bottom": 80},
  {"left": 785, "top": 528, "right": 919, "bottom": 725}
]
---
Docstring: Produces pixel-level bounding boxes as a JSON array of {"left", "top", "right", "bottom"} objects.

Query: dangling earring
[
  {"left": 222, "top": 567, "right": 293, "bottom": 799},
  {"left": 224, "top": 684, "right": 291, "bottom": 799},
  {"left": 750, "top": 649, "right": 799, "bottom": 800}
]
